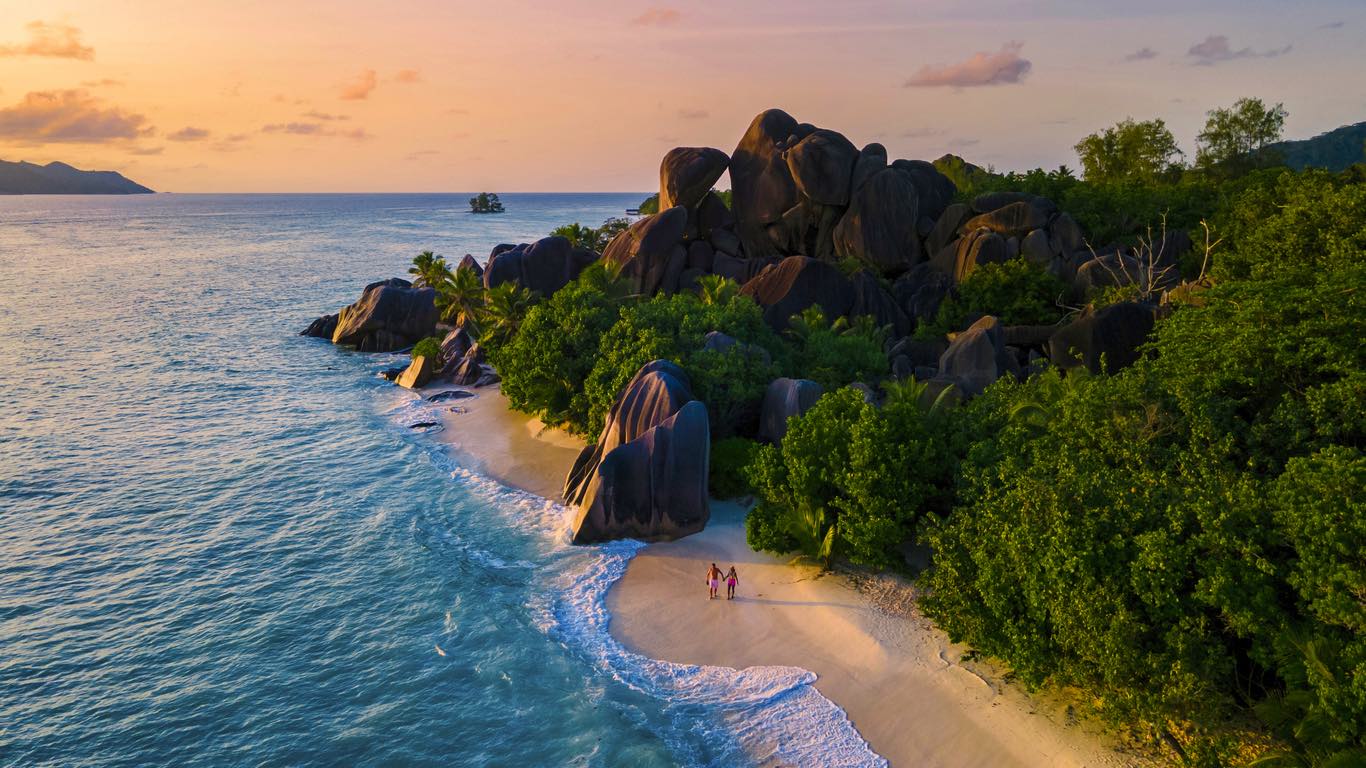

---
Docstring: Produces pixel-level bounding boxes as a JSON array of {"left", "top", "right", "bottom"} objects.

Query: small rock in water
[
  {"left": 408, "top": 421, "right": 441, "bottom": 430},
  {"left": 378, "top": 367, "right": 404, "bottom": 381},
  {"left": 427, "top": 389, "right": 474, "bottom": 403}
]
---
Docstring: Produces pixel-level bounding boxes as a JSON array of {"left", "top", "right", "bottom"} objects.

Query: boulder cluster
[{"left": 302, "top": 107, "right": 1198, "bottom": 545}]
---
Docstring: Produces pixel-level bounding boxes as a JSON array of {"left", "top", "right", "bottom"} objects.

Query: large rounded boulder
[
  {"left": 602, "top": 206, "right": 689, "bottom": 296},
  {"left": 785, "top": 129, "right": 859, "bottom": 207},
  {"left": 738, "top": 255, "right": 855, "bottom": 332},
  {"left": 659, "top": 147, "right": 730, "bottom": 211},
  {"left": 758, "top": 377, "right": 824, "bottom": 444},
  {"left": 1048, "top": 302, "right": 1156, "bottom": 374},
  {"left": 483, "top": 236, "right": 597, "bottom": 298},
  {"left": 935, "top": 315, "right": 1017, "bottom": 397},
  {"left": 833, "top": 167, "right": 922, "bottom": 274},
  {"left": 331, "top": 278, "right": 438, "bottom": 352},
  {"left": 565, "top": 360, "right": 710, "bottom": 544},
  {"left": 730, "top": 109, "right": 807, "bottom": 260}
]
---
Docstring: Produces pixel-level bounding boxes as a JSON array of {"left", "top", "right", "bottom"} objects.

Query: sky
[{"left": 1, "top": 0, "right": 1362, "bottom": 192}]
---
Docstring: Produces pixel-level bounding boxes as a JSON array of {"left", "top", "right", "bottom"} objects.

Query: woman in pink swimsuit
[{"left": 725, "top": 566, "right": 739, "bottom": 600}]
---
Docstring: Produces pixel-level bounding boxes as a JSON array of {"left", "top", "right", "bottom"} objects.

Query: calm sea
[{"left": 0, "top": 194, "right": 882, "bottom": 767}]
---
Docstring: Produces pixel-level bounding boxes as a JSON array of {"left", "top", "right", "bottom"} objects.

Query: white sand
[
  {"left": 433, "top": 383, "right": 584, "bottom": 501},
  {"left": 433, "top": 386, "right": 1147, "bottom": 767},
  {"left": 608, "top": 503, "right": 1151, "bottom": 768}
]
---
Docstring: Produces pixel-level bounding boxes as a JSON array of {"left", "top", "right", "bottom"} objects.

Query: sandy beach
[{"left": 437, "top": 389, "right": 1147, "bottom": 767}]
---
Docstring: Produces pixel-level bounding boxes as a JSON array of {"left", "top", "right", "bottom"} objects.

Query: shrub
[
  {"left": 916, "top": 258, "right": 1067, "bottom": 339},
  {"left": 710, "top": 437, "right": 760, "bottom": 499},
  {"left": 489, "top": 264, "right": 625, "bottom": 433},
  {"left": 584, "top": 292, "right": 783, "bottom": 439},
  {"left": 784, "top": 307, "right": 888, "bottom": 391},
  {"left": 747, "top": 386, "right": 956, "bottom": 569},
  {"left": 411, "top": 336, "right": 442, "bottom": 360}
]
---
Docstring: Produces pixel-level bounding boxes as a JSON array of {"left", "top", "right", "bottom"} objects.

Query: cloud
[
  {"left": 904, "top": 42, "right": 1031, "bottom": 87},
  {"left": 405, "top": 149, "right": 439, "bottom": 161},
  {"left": 901, "top": 127, "right": 944, "bottom": 139},
  {"left": 1187, "top": 35, "right": 1291, "bottom": 66},
  {"left": 632, "top": 7, "right": 681, "bottom": 26},
  {"left": 1319, "top": 21, "right": 1345, "bottom": 30},
  {"left": 302, "top": 110, "right": 349, "bottom": 121},
  {"left": 340, "top": 69, "right": 378, "bottom": 100},
  {"left": 81, "top": 78, "right": 123, "bottom": 87},
  {"left": 262, "top": 122, "right": 370, "bottom": 140},
  {"left": 949, "top": 137, "right": 981, "bottom": 148},
  {"left": 394, "top": 69, "right": 422, "bottom": 84},
  {"left": 210, "top": 133, "right": 250, "bottom": 152},
  {"left": 0, "top": 21, "right": 95, "bottom": 60},
  {"left": 0, "top": 89, "right": 151, "bottom": 144},
  {"left": 677, "top": 108, "right": 708, "bottom": 120},
  {"left": 167, "top": 126, "right": 210, "bottom": 141},
  {"left": 128, "top": 146, "right": 163, "bottom": 156},
  {"left": 1124, "top": 47, "right": 1158, "bottom": 62}
]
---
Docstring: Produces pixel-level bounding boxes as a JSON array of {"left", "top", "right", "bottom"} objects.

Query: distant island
[
  {"left": 468, "top": 192, "right": 505, "bottom": 213},
  {"left": 0, "top": 160, "right": 154, "bottom": 195}
]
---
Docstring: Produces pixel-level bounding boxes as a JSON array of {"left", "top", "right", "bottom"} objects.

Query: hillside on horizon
[
  {"left": 1268, "top": 120, "right": 1366, "bottom": 171},
  {"left": 0, "top": 160, "right": 154, "bottom": 195}
]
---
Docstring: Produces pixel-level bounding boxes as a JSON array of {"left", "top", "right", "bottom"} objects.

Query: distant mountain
[
  {"left": 0, "top": 160, "right": 154, "bottom": 194},
  {"left": 1268, "top": 121, "right": 1366, "bottom": 172}
]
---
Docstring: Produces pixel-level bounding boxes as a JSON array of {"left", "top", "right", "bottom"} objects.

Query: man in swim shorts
[{"left": 706, "top": 563, "right": 722, "bottom": 599}]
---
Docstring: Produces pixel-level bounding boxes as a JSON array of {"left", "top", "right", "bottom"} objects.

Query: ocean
[{"left": 0, "top": 194, "right": 882, "bottom": 767}]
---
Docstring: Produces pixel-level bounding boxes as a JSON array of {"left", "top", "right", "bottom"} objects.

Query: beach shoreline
[{"left": 433, "top": 385, "right": 1149, "bottom": 768}]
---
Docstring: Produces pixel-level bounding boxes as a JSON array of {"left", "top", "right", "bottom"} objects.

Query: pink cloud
[
  {"left": 168, "top": 126, "right": 211, "bottom": 141},
  {"left": 904, "top": 42, "right": 1031, "bottom": 88},
  {"left": 0, "top": 21, "right": 95, "bottom": 60},
  {"left": 632, "top": 8, "right": 681, "bottom": 27},
  {"left": 394, "top": 69, "right": 422, "bottom": 84},
  {"left": 339, "top": 70, "right": 378, "bottom": 100},
  {"left": 0, "top": 89, "right": 151, "bottom": 143},
  {"left": 1187, "top": 35, "right": 1291, "bottom": 66}
]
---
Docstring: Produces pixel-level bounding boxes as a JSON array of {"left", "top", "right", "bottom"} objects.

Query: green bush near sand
[{"left": 411, "top": 336, "right": 442, "bottom": 360}]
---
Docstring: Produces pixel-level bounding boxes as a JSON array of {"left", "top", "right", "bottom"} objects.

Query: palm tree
[
  {"left": 477, "top": 283, "right": 535, "bottom": 348},
  {"left": 435, "top": 266, "right": 485, "bottom": 331},
  {"left": 696, "top": 274, "right": 740, "bottom": 306},
  {"left": 578, "top": 260, "right": 635, "bottom": 303},
  {"left": 409, "top": 250, "right": 451, "bottom": 288},
  {"left": 782, "top": 503, "right": 835, "bottom": 569},
  {"left": 883, "top": 377, "right": 957, "bottom": 416},
  {"left": 785, "top": 305, "right": 829, "bottom": 342}
]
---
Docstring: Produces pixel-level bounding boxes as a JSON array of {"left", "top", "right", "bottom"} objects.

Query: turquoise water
[{"left": 0, "top": 194, "right": 882, "bottom": 767}]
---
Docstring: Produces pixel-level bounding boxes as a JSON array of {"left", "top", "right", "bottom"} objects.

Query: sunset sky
[{"left": 2, "top": 1, "right": 1362, "bottom": 192}]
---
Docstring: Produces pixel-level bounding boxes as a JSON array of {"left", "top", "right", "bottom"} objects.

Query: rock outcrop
[
  {"left": 564, "top": 361, "right": 710, "bottom": 543},
  {"left": 758, "top": 377, "right": 824, "bottom": 443},
  {"left": 935, "top": 315, "right": 1018, "bottom": 397},
  {"left": 330, "top": 278, "right": 438, "bottom": 352},
  {"left": 483, "top": 236, "right": 597, "bottom": 297},
  {"left": 739, "top": 255, "right": 855, "bottom": 331},
  {"left": 602, "top": 206, "right": 689, "bottom": 295},
  {"left": 1048, "top": 302, "right": 1156, "bottom": 374},
  {"left": 660, "top": 147, "right": 730, "bottom": 211},
  {"left": 300, "top": 313, "right": 337, "bottom": 339},
  {"left": 396, "top": 355, "right": 435, "bottom": 389}
]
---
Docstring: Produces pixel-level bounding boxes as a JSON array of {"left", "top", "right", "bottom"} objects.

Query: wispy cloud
[
  {"left": 210, "top": 133, "right": 250, "bottom": 152},
  {"left": 1319, "top": 21, "right": 1345, "bottom": 30},
  {"left": 262, "top": 122, "right": 370, "bottom": 140},
  {"left": 901, "top": 127, "right": 944, "bottom": 139},
  {"left": 394, "top": 69, "right": 422, "bottom": 84},
  {"left": 0, "top": 89, "right": 151, "bottom": 144},
  {"left": 0, "top": 21, "right": 95, "bottom": 60},
  {"left": 949, "top": 137, "right": 981, "bottom": 148},
  {"left": 1124, "top": 47, "right": 1158, "bottom": 62},
  {"left": 129, "top": 145, "right": 163, "bottom": 155},
  {"left": 167, "top": 126, "right": 210, "bottom": 142},
  {"left": 1187, "top": 35, "right": 1291, "bottom": 66},
  {"left": 905, "top": 42, "right": 1031, "bottom": 87},
  {"left": 632, "top": 7, "right": 681, "bottom": 26},
  {"left": 405, "top": 149, "right": 439, "bottom": 161},
  {"left": 339, "top": 69, "right": 378, "bottom": 100},
  {"left": 81, "top": 78, "right": 123, "bottom": 88},
  {"left": 302, "top": 110, "right": 349, "bottom": 121},
  {"left": 677, "top": 108, "right": 708, "bottom": 120}
]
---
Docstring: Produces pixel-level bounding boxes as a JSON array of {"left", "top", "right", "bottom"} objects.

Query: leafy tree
[
  {"left": 636, "top": 193, "right": 659, "bottom": 215},
  {"left": 1196, "top": 97, "right": 1288, "bottom": 173},
  {"left": 549, "top": 218, "right": 633, "bottom": 252},
  {"left": 490, "top": 264, "right": 626, "bottom": 432},
  {"left": 747, "top": 385, "right": 958, "bottom": 569},
  {"left": 584, "top": 291, "right": 784, "bottom": 439},
  {"left": 1074, "top": 117, "right": 1184, "bottom": 183},
  {"left": 469, "top": 192, "right": 505, "bottom": 213},
  {"left": 916, "top": 259, "right": 1067, "bottom": 340}
]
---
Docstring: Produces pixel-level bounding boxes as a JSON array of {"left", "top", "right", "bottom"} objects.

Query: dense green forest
[{"left": 408, "top": 100, "right": 1364, "bottom": 765}]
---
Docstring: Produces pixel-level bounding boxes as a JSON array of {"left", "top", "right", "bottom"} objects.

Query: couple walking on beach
[{"left": 706, "top": 563, "right": 739, "bottom": 600}]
